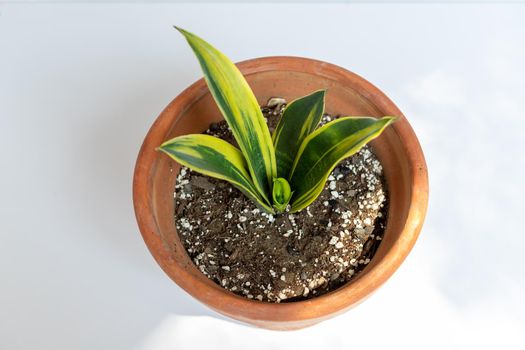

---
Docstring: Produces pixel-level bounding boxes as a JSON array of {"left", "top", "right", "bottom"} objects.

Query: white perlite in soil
[{"left": 173, "top": 104, "right": 388, "bottom": 303}]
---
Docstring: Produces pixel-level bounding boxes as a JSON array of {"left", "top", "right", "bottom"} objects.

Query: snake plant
[{"left": 159, "top": 27, "right": 397, "bottom": 214}]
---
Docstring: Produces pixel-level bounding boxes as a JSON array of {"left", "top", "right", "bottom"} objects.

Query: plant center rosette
[{"left": 158, "top": 28, "right": 396, "bottom": 302}]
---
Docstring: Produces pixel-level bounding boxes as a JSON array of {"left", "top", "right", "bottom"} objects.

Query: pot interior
[{"left": 150, "top": 68, "right": 412, "bottom": 297}]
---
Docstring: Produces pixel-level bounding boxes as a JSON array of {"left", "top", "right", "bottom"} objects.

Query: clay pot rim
[{"left": 133, "top": 56, "right": 428, "bottom": 322}]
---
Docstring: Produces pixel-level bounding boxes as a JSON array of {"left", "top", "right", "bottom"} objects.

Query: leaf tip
[
  {"left": 314, "top": 88, "right": 327, "bottom": 97},
  {"left": 173, "top": 25, "right": 193, "bottom": 39},
  {"left": 384, "top": 115, "right": 400, "bottom": 125},
  {"left": 156, "top": 144, "right": 170, "bottom": 155}
]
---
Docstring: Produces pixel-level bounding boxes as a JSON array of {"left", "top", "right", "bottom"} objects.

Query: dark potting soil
[{"left": 174, "top": 98, "right": 388, "bottom": 303}]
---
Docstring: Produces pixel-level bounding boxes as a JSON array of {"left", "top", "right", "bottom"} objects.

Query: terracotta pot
[{"left": 133, "top": 56, "right": 428, "bottom": 330}]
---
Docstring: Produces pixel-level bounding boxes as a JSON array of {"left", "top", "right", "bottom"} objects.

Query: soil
[{"left": 174, "top": 98, "right": 389, "bottom": 303}]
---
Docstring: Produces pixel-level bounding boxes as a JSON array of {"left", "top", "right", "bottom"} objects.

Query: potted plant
[{"left": 133, "top": 27, "right": 428, "bottom": 330}]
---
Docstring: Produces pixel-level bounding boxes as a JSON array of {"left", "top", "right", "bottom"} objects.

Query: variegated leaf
[
  {"left": 175, "top": 27, "right": 276, "bottom": 202},
  {"left": 159, "top": 134, "right": 274, "bottom": 213},
  {"left": 272, "top": 89, "right": 326, "bottom": 178},
  {"left": 289, "top": 116, "right": 396, "bottom": 212}
]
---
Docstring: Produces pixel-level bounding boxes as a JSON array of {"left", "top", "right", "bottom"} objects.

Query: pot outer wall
[{"left": 133, "top": 56, "right": 429, "bottom": 330}]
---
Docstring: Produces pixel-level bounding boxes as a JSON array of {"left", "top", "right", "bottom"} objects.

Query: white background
[{"left": 1, "top": 3, "right": 525, "bottom": 350}]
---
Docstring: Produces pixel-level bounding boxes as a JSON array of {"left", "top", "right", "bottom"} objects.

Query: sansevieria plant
[{"left": 158, "top": 27, "right": 397, "bottom": 214}]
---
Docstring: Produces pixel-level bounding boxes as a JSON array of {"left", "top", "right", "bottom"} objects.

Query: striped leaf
[
  {"left": 159, "top": 134, "right": 274, "bottom": 213},
  {"left": 175, "top": 27, "right": 276, "bottom": 202},
  {"left": 272, "top": 89, "right": 326, "bottom": 178},
  {"left": 289, "top": 116, "right": 397, "bottom": 212}
]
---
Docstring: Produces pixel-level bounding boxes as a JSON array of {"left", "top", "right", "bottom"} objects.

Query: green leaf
[
  {"left": 175, "top": 27, "right": 276, "bottom": 203},
  {"left": 272, "top": 90, "right": 326, "bottom": 178},
  {"left": 272, "top": 178, "right": 292, "bottom": 212},
  {"left": 158, "top": 134, "right": 274, "bottom": 213},
  {"left": 288, "top": 116, "right": 397, "bottom": 212}
]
